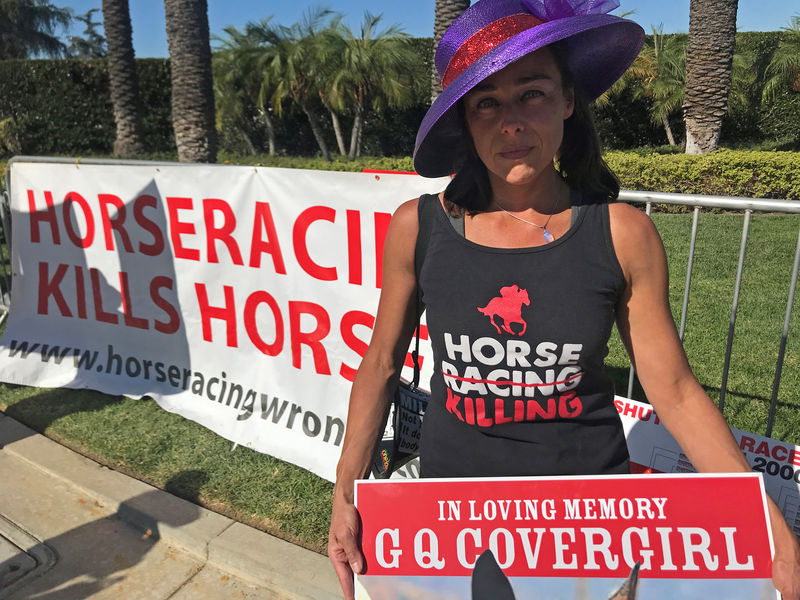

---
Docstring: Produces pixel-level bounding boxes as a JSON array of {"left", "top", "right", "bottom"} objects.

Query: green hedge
[
  {"left": 222, "top": 150, "right": 800, "bottom": 201},
  {"left": 216, "top": 152, "right": 418, "bottom": 173},
  {"left": 4, "top": 150, "right": 797, "bottom": 201},
  {"left": 606, "top": 150, "right": 800, "bottom": 200},
  {"left": 722, "top": 31, "right": 800, "bottom": 149},
  {"left": 0, "top": 59, "right": 174, "bottom": 156}
]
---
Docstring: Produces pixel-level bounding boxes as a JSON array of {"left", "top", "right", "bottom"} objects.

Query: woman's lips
[{"left": 499, "top": 147, "right": 532, "bottom": 159}]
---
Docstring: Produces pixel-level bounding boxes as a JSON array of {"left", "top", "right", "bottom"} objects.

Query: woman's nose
[{"left": 499, "top": 103, "right": 524, "bottom": 134}]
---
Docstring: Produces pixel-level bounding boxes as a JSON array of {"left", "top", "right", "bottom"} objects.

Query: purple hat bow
[{"left": 521, "top": 0, "right": 620, "bottom": 20}]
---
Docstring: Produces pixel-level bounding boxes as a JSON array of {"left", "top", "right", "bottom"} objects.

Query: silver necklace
[{"left": 494, "top": 195, "right": 560, "bottom": 243}]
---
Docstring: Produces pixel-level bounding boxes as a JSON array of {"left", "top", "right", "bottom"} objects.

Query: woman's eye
[
  {"left": 522, "top": 89, "right": 544, "bottom": 100},
  {"left": 475, "top": 97, "right": 498, "bottom": 110}
]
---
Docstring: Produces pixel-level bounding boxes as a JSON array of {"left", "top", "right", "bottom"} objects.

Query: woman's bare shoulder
[
  {"left": 608, "top": 200, "right": 654, "bottom": 228},
  {"left": 392, "top": 197, "right": 420, "bottom": 231},
  {"left": 389, "top": 192, "right": 445, "bottom": 251},
  {"left": 607, "top": 201, "right": 666, "bottom": 278},
  {"left": 381, "top": 198, "right": 421, "bottom": 270},
  {"left": 608, "top": 202, "right": 661, "bottom": 243}
]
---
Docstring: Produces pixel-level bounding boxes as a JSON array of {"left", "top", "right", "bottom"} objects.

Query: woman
[{"left": 329, "top": 0, "right": 800, "bottom": 598}]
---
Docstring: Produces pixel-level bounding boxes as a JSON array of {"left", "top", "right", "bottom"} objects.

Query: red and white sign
[
  {"left": 355, "top": 474, "right": 777, "bottom": 598},
  {"left": 0, "top": 160, "right": 448, "bottom": 481}
]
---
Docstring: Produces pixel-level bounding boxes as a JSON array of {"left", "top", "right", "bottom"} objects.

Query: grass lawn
[
  {"left": 1, "top": 210, "right": 799, "bottom": 553},
  {"left": 607, "top": 211, "right": 800, "bottom": 444}
]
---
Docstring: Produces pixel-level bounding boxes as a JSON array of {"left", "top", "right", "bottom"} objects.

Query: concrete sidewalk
[{"left": 0, "top": 412, "right": 342, "bottom": 599}]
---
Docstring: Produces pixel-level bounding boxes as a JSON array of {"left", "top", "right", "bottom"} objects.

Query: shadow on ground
[{"left": 0, "top": 469, "right": 207, "bottom": 599}]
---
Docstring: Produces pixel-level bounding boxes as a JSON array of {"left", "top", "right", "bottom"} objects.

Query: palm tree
[
  {"left": 639, "top": 28, "right": 686, "bottom": 146},
  {"left": 265, "top": 10, "right": 336, "bottom": 161},
  {"left": 311, "top": 20, "right": 349, "bottom": 156},
  {"left": 682, "top": 0, "right": 739, "bottom": 154},
  {"left": 762, "top": 15, "right": 800, "bottom": 102},
  {"left": 102, "top": 0, "right": 143, "bottom": 156},
  {"left": 213, "top": 28, "right": 258, "bottom": 155},
  {"left": 329, "top": 13, "right": 418, "bottom": 160},
  {"left": 164, "top": 0, "right": 217, "bottom": 162},
  {"left": 0, "top": 0, "right": 71, "bottom": 59},
  {"left": 596, "top": 28, "right": 686, "bottom": 146},
  {"left": 728, "top": 47, "right": 757, "bottom": 114},
  {"left": 432, "top": 0, "right": 470, "bottom": 101},
  {"left": 213, "top": 21, "right": 278, "bottom": 155}
]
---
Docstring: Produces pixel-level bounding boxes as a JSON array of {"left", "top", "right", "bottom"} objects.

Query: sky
[{"left": 56, "top": 1, "right": 800, "bottom": 59}]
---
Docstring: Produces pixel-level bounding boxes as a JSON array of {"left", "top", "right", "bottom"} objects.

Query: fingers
[
  {"left": 772, "top": 554, "right": 800, "bottom": 600},
  {"left": 329, "top": 528, "right": 365, "bottom": 572},
  {"left": 329, "top": 503, "right": 366, "bottom": 600},
  {"left": 328, "top": 542, "right": 355, "bottom": 600}
]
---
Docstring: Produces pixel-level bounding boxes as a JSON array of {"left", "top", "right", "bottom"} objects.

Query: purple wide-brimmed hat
[{"left": 413, "top": 0, "right": 644, "bottom": 177}]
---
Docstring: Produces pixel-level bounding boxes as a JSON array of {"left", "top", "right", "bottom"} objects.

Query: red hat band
[{"left": 441, "top": 14, "right": 545, "bottom": 89}]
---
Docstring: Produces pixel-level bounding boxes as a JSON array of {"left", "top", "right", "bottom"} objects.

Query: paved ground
[{"left": 0, "top": 412, "right": 342, "bottom": 599}]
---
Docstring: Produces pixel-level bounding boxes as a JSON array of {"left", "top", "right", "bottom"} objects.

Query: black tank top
[{"left": 417, "top": 192, "right": 630, "bottom": 477}]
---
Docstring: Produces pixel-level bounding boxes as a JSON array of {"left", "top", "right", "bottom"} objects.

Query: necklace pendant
[{"left": 543, "top": 228, "right": 554, "bottom": 243}]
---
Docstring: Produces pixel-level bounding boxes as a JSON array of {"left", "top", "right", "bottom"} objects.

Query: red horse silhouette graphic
[{"left": 477, "top": 285, "right": 530, "bottom": 336}]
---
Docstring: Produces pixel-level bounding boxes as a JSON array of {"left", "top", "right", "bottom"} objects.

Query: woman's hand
[
  {"left": 328, "top": 494, "right": 365, "bottom": 600},
  {"left": 770, "top": 501, "right": 800, "bottom": 600},
  {"left": 773, "top": 550, "right": 800, "bottom": 600}
]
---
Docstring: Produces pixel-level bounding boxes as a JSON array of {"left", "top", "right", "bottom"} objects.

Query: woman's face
[{"left": 463, "top": 48, "right": 574, "bottom": 190}]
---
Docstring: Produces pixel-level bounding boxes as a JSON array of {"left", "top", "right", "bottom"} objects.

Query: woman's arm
[
  {"left": 328, "top": 197, "right": 421, "bottom": 600},
  {"left": 610, "top": 202, "right": 800, "bottom": 599}
]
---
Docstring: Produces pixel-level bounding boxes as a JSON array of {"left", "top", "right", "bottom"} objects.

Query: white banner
[{"left": 0, "top": 160, "right": 449, "bottom": 481}]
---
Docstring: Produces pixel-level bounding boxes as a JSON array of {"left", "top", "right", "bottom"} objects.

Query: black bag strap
[
  {"left": 414, "top": 194, "right": 437, "bottom": 288},
  {"left": 410, "top": 194, "right": 437, "bottom": 387}
]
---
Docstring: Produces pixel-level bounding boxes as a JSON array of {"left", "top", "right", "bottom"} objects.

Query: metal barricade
[{"left": 619, "top": 190, "right": 800, "bottom": 437}]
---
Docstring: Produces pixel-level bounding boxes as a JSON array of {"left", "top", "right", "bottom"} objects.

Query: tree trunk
[
  {"left": 682, "top": 0, "right": 739, "bottom": 154},
  {"left": 431, "top": 0, "right": 470, "bottom": 102},
  {"left": 319, "top": 91, "right": 346, "bottom": 155},
  {"left": 102, "top": 0, "right": 143, "bottom": 156},
  {"left": 239, "top": 125, "right": 256, "bottom": 155},
  {"left": 348, "top": 103, "right": 363, "bottom": 161},
  {"left": 330, "top": 110, "right": 346, "bottom": 156},
  {"left": 164, "top": 0, "right": 217, "bottom": 162},
  {"left": 662, "top": 113, "right": 677, "bottom": 146},
  {"left": 259, "top": 109, "right": 276, "bottom": 156},
  {"left": 300, "top": 101, "right": 331, "bottom": 161}
]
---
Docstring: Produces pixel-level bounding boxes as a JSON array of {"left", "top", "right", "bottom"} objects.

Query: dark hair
[{"left": 443, "top": 41, "right": 619, "bottom": 215}]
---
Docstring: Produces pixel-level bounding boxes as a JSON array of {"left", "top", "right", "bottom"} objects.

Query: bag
[
  {"left": 371, "top": 379, "right": 430, "bottom": 478},
  {"left": 370, "top": 195, "right": 436, "bottom": 478}
]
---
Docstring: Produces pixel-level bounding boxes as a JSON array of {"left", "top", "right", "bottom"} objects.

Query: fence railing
[
  {"left": 618, "top": 190, "right": 800, "bottom": 437},
  {"left": 0, "top": 159, "right": 797, "bottom": 437}
]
